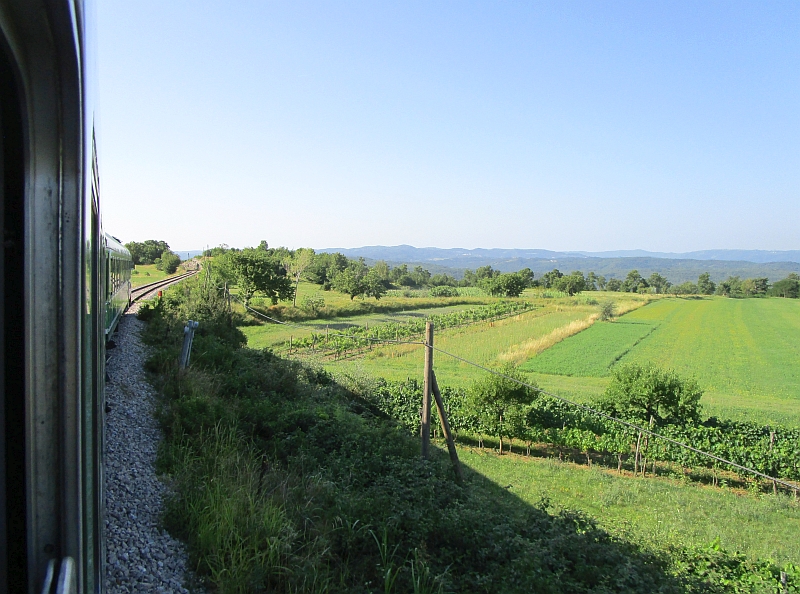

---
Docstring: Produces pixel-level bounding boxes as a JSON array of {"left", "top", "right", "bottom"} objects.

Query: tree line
[
  {"left": 199, "top": 242, "right": 800, "bottom": 307},
  {"left": 124, "top": 239, "right": 182, "bottom": 274}
]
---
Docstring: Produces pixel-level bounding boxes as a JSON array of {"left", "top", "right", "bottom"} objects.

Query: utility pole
[{"left": 421, "top": 321, "right": 433, "bottom": 459}]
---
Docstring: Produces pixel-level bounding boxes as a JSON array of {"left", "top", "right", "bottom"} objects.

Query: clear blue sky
[{"left": 97, "top": 1, "right": 799, "bottom": 253}]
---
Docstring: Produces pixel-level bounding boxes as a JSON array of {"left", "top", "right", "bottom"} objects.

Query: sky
[{"left": 97, "top": 1, "right": 800, "bottom": 253}]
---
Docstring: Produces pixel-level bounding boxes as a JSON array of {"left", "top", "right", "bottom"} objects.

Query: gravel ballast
[{"left": 104, "top": 308, "right": 194, "bottom": 593}]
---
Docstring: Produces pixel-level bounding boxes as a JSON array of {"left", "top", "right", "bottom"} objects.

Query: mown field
[{"left": 521, "top": 297, "right": 800, "bottom": 427}]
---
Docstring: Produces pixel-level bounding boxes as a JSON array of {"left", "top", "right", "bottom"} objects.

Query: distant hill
[{"left": 317, "top": 245, "right": 800, "bottom": 283}]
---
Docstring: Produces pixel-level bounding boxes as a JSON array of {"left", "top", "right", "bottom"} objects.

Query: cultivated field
[{"left": 522, "top": 297, "right": 800, "bottom": 426}]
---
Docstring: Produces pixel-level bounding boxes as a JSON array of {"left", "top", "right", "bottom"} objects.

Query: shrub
[
  {"left": 597, "top": 363, "right": 703, "bottom": 426},
  {"left": 599, "top": 301, "right": 615, "bottom": 320},
  {"left": 429, "top": 285, "right": 458, "bottom": 297}
]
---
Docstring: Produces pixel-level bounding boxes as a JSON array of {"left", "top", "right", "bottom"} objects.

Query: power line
[{"left": 430, "top": 344, "right": 799, "bottom": 494}]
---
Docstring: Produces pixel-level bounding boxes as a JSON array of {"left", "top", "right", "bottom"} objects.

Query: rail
[{"left": 130, "top": 270, "right": 199, "bottom": 303}]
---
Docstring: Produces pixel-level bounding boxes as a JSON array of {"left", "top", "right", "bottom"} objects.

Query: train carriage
[
  {"left": 1, "top": 0, "right": 114, "bottom": 592},
  {"left": 104, "top": 235, "right": 132, "bottom": 339}
]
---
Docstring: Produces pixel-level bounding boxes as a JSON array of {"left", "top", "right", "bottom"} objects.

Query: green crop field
[
  {"left": 458, "top": 447, "right": 800, "bottom": 565},
  {"left": 520, "top": 297, "right": 800, "bottom": 426},
  {"left": 522, "top": 319, "right": 657, "bottom": 376}
]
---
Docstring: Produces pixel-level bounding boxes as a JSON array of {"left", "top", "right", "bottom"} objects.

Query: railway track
[{"left": 130, "top": 270, "right": 199, "bottom": 303}]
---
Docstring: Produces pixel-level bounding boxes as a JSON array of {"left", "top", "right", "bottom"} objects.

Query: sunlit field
[
  {"left": 457, "top": 446, "right": 800, "bottom": 565},
  {"left": 521, "top": 297, "right": 800, "bottom": 426}
]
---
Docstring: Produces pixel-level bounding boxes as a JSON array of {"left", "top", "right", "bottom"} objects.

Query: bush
[
  {"left": 429, "top": 285, "right": 458, "bottom": 297},
  {"left": 599, "top": 301, "right": 615, "bottom": 320},
  {"left": 155, "top": 250, "right": 181, "bottom": 274},
  {"left": 597, "top": 363, "right": 703, "bottom": 426}
]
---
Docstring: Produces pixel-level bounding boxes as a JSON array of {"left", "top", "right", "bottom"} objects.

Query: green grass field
[
  {"left": 458, "top": 446, "right": 800, "bottom": 565},
  {"left": 522, "top": 319, "right": 657, "bottom": 376},
  {"left": 519, "top": 297, "right": 800, "bottom": 426},
  {"left": 131, "top": 263, "right": 185, "bottom": 287}
]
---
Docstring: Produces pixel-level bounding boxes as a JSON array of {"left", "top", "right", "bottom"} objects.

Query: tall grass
[{"left": 165, "top": 425, "right": 310, "bottom": 594}]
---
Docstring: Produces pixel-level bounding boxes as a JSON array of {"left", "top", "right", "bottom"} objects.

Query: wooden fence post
[
  {"left": 421, "top": 322, "right": 433, "bottom": 460},
  {"left": 431, "top": 370, "right": 464, "bottom": 485}
]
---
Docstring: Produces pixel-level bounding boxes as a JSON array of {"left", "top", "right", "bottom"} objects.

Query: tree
[
  {"left": 483, "top": 272, "right": 527, "bottom": 297},
  {"left": 553, "top": 271, "right": 586, "bottom": 296},
  {"left": 597, "top": 363, "right": 703, "bottom": 426},
  {"left": 125, "top": 239, "right": 171, "bottom": 265},
  {"left": 219, "top": 248, "right": 293, "bottom": 306},
  {"left": 621, "top": 270, "right": 648, "bottom": 293},
  {"left": 697, "top": 272, "right": 715, "bottom": 295},
  {"left": 541, "top": 269, "right": 563, "bottom": 289},
  {"left": 306, "top": 252, "right": 348, "bottom": 289},
  {"left": 769, "top": 275, "right": 800, "bottom": 298},
  {"left": 647, "top": 272, "right": 671, "bottom": 294},
  {"left": 283, "top": 248, "right": 316, "bottom": 306},
  {"left": 331, "top": 259, "right": 388, "bottom": 300},
  {"left": 715, "top": 276, "right": 742, "bottom": 297},
  {"left": 430, "top": 273, "right": 457, "bottom": 287},
  {"left": 596, "top": 275, "right": 607, "bottom": 290},
  {"left": 672, "top": 281, "right": 697, "bottom": 295},
  {"left": 605, "top": 278, "right": 622, "bottom": 292},
  {"left": 469, "top": 364, "right": 538, "bottom": 454},
  {"left": 155, "top": 250, "right": 181, "bottom": 274}
]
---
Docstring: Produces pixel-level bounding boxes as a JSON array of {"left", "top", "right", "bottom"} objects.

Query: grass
[
  {"left": 311, "top": 292, "right": 656, "bottom": 387},
  {"left": 520, "top": 319, "right": 657, "bottom": 375},
  {"left": 131, "top": 263, "right": 184, "bottom": 287},
  {"left": 146, "top": 278, "right": 800, "bottom": 592},
  {"left": 517, "top": 297, "right": 800, "bottom": 426},
  {"left": 457, "top": 446, "right": 800, "bottom": 566}
]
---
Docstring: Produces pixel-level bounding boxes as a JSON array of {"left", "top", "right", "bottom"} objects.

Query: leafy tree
[
  {"left": 430, "top": 273, "right": 457, "bottom": 287},
  {"left": 483, "top": 272, "right": 527, "bottom": 297},
  {"left": 155, "top": 250, "right": 181, "bottom": 274},
  {"left": 331, "top": 259, "right": 388, "bottom": 300},
  {"left": 597, "top": 363, "right": 703, "bottom": 426},
  {"left": 517, "top": 268, "right": 535, "bottom": 288},
  {"left": 769, "top": 275, "right": 800, "bottom": 298},
  {"left": 459, "top": 269, "right": 478, "bottom": 287},
  {"left": 586, "top": 271, "right": 599, "bottom": 291},
  {"left": 672, "top": 281, "right": 698, "bottom": 295},
  {"left": 605, "top": 278, "right": 622, "bottom": 292},
  {"left": 371, "top": 260, "right": 391, "bottom": 281},
  {"left": 475, "top": 265, "right": 500, "bottom": 281},
  {"left": 219, "top": 248, "right": 293, "bottom": 306},
  {"left": 306, "top": 252, "right": 348, "bottom": 289},
  {"left": 469, "top": 364, "right": 538, "bottom": 454},
  {"left": 741, "top": 277, "right": 769, "bottom": 297},
  {"left": 697, "top": 272, "right": 716, "bottom": 295},
  {"left": 647, "top": 272, "right": 671, "bottom": 294},
  {"left": 715, "top": 276, "right": 743, "bottom": 297},
  {"left": 410, "top": 265, "right": 432, "bottom": 287},
  {"left": 283, "top": 248, "right": 316, "bottom": 306},
  {"left": 553, "top": 271, "right": 587, "bottom": 296},
  {"left": 125, "top": 239, "right": 171, "bottom": 265},
  {"left": 541, "top": 268, "right": 563, "bottom": 289},
  {"left": 596, "top": 275, "right": 607, "bottom": 290},
  {"left": 203, "top": 244, "right": 232, "bottom": 258},
  {"left": 621, "top": 270, "right": 648, "bottom": 293}
]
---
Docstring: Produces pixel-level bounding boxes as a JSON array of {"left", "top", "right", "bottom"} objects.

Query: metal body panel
[{"left": 0, "top": 1, "right": 101, "bottom": 592}]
